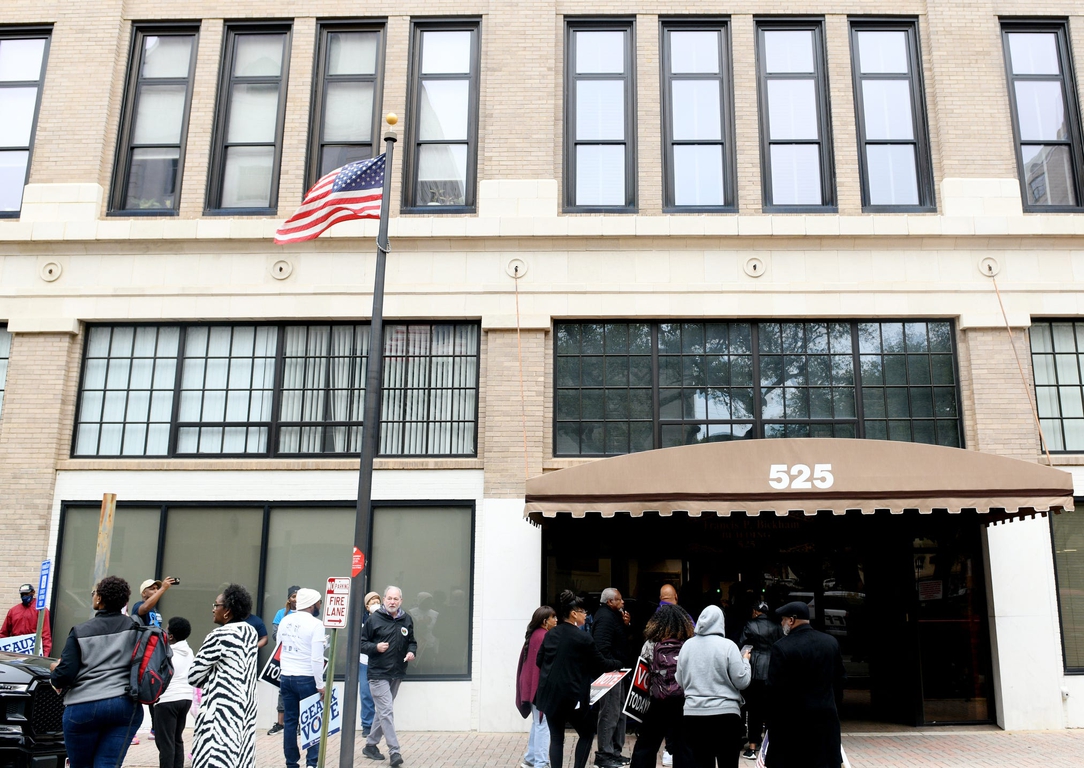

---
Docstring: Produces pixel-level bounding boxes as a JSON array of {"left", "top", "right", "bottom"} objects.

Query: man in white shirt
[
  {"left": 153, "top": 616, "right": 194, "bottom": 768},
  {"left": 277, "top": 588, "right": 327, "bottom": 768}
]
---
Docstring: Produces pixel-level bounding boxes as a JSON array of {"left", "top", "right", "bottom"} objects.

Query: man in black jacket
[
  {"left": 359, "top": 586, "right": 417, "bottom": 768},
  {"left": 766, "top": 601, "right": 845, "bottom": 768},
  {"left": 592, "top": 588, "right": 630, "bottom": 768}
]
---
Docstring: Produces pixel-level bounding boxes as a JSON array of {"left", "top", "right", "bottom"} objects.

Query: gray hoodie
[{"left": 675, "top": 605, "right": 751, "bottom": 716}]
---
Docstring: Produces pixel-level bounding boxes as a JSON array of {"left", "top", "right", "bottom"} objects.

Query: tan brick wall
[
  {"left": 0, "top": 332, "right": 78, "bottom": 601},
  {"left": 482, "top": 329, "right": 546, "bottom": 497},
  {"left": 962, "top": 327, "right": 1042, "bottom": 462},
  {"left": 731, "top": 15, "right": 762, "bottom": 213}
]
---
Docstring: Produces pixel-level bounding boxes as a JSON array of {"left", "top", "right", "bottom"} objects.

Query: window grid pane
[
  {"left": 115, "top": 30, "right": 196, "bottom": 212},
  {"left": 0, "top": 33, "right": 48, "bottom": 215},
  {"left": 1053, "top": 512, "right": 1084, "bottom": 669},
  {"left": 0, "top": 326, "right": 10, "bottom": 417},
  {"left": 408, "top": 25, "right": 478, "bottom": 208},
  {"left": 210, "top": 27, "right": 290, "bottom": 210},
  {"left": 1031, "top": 321, "right": 1084, "bottom": 452},
  {"left": 1003, "top": 25, "right": 1082, "bottom": 208},
  {"left": 758, "top": 23, "right": 831, "bottom": 208},
  {"left": 556, "top": 320, "right": 962, "bottom": 456},
  {"left": 75, "top": 323, "right": 480, "bottom": 458},
  {"left": 568, "top": 23, "right": 634, "bottom": 209},
  {"left": 851, "top": 23, "right": 930, "bottom": 209},
  {"left": 663, "top": 24, "right": 730, "bottom": 209},
  {"left": 308, "top": 26, "right": 381, "bottom": 189}
]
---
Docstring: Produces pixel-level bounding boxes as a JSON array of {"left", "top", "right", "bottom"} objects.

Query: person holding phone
[
  {"left": 133, "top": 577, "right": 180, "bottom": 628},
  {"left": 737, "top": 603, "right": 783, "bottom": 761}
]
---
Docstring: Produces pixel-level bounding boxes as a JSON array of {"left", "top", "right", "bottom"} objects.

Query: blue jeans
[
  {"left": 62, "top": 694, "right": 144, "bottom": 768},
  {"left": 359, "top": 663, "right": 374, "bottom": 730},
  {"left": 524, "top": 704, "right": 550, "bottom": 767},
  {"left": 281, "top": 675, "right": 320, "bottom": 768}
]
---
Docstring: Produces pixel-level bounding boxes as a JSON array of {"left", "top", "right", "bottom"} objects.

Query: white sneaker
[{"left": 662, "top": 751, "right": 673, "bottom": 767}]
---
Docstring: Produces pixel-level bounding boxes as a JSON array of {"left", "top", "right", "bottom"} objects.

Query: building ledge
[{"left": 56, "top": 457, "right": 485, "bottom": 471}]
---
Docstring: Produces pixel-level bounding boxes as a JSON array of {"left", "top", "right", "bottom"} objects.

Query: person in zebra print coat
[{"left": 189, "top": 584, "right": 259, "bottom": 768}]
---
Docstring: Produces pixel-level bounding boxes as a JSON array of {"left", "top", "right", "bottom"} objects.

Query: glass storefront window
[
  {"left": 555, "top": 319, "right": 962, "bottom": 455},
  {"left": 1053, "top": 509, "right": 1084, "bottom": 670},
  {"left": 371, "top": 506, "right": 473, "bottom": 677}
]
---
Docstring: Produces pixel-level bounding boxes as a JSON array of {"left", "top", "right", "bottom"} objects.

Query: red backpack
[
  {"left": 129, "top": 624, "right": 174, "bottom": 704},
  {"left": 649, "top": 638, "right": 684, "bottom": 699}
]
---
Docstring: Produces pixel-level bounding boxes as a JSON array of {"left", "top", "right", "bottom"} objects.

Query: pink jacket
[{"left": 516, "top": 627, "right": 547, "bottom": 714}]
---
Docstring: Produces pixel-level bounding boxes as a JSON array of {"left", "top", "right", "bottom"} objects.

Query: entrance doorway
[{"left": 542, "top": 511, "right": 994, "bottom": 726}]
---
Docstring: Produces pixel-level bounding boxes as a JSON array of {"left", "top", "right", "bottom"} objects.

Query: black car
[{"left": 0, "top": 651, "right": 65, "bottom": 768}]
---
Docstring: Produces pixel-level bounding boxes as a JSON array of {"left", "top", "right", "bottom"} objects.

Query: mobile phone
[
  {"left": 169, "top": 577, "right": 181, "bottom": 585},
  {"left": 741, "top": 645, "right": 753, "bottom": 656}
]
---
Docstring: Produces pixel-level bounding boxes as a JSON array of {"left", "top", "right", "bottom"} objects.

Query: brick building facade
[{"left": 1, "top": 0, "right": 1084, "bottom": 732}]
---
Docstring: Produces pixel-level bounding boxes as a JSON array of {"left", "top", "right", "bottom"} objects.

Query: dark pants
[
  {"left": 743, "top": 682, "right": 768, "bottom": 747},
  {"left": 151, "top": 698, "right": 190, "bottom": 768},
  {"left": 596, "top": 680, "right": 627, "bottom": 761},
  {"left": 62, "top": 694, "right": 144, "bottom": 768},
  {"left": 546, "top": 702, "right": 596, "bottom": 768},
  {"left": 359, "top": 662, "right": 374, "bottom": 730},
  {"left": 684, "top": 713, "right": 744, "bottom": 768},
  {"left": 630, "top": 698, "right": 692, "bottom": 768},
  {"left": 281, "top": 675, "right": 320, "bottom": 768}
]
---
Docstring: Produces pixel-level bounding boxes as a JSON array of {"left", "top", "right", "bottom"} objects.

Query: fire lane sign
[{"left": 323, "top": 577, "right": 351, "bottom": 629}]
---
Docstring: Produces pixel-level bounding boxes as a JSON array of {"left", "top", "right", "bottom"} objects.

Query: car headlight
[{"left": 0, "top": 684, "right": 29, "bottom": 693}]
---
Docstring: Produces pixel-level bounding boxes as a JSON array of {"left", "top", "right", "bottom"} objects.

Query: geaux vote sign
[{"left": 299, "top": 687, "right": 342, "bottom": 750}]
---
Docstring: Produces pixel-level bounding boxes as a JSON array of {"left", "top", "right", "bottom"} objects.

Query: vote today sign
[
  {"left": 300, "top": 686, "right": 342, "bottom": 750},
  {"left": 622, "top": 656, "right": 652, "bottom": 722},
  {"left": 323, "top": 577, "right": 351, "bottom": 629}
]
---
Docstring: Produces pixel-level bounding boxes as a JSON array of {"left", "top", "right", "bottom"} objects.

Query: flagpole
[{"left": 339, "top": 115, "right": 396, "bottom": 768}]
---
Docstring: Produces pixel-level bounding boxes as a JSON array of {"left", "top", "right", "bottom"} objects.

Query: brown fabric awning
[{"left": 524, "top": 439, "right": 1074, "bottom": 525}]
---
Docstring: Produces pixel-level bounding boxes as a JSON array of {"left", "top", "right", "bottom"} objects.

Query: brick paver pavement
[{"left": 121, "top": 727, "right": 1084, "bottom": 768}]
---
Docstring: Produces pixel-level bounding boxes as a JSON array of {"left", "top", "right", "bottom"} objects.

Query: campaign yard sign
[
  {"left": 588, "top": 669, "right": 629, "bottom": 706},
  {"left": 259, "top": 642, "right": 285, "bottom": 687},
  {"left": 0, "top": 634, "right": 39, "bottom": 655},
  {"left": 622, "top": 656, "right": 652, "bottom": 722},
  {"left": 300, "top": 687, "right": 342, "bottom": 750}
]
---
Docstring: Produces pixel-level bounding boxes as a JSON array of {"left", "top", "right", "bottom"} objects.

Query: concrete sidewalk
[{"left": 122, "top": 727, "right": 1084, "bottom": 768}]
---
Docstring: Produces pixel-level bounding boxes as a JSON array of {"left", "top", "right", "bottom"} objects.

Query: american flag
[{"left": 274, "top": 154, "right": 385, "bottom": 244}]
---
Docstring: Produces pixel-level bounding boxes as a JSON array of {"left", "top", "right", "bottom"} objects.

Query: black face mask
[
  {"left": 312, "top": 607, "right": 320, "bottom": 619},
  {"left": 20, "top": 595, "right": 32, "bottom": 606}
]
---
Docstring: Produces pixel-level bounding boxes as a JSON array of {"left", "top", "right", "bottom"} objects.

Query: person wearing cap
[
  {"left": 276, "top": 587, "right": 326, "bottom": 768},
  {"left": 765, "top": 601, "right": 844, "bottom": 768},
  {"left": 359, "top": 591, "right": 382, "bottom": 737},
  {"left": 359, "top": 586, "right": 417, "bottom": 767},
  {"left": 737, "top": 603, "right": 783, "bottom": 760},
  {"left": 0, "top": 582, "right": 51, "bottom": 655},
  {"left": 267, "top": 585, "right": 301, "bottom": 736},
  {"left": 133, "top": 577, "right": 179, "bottom": 628}
]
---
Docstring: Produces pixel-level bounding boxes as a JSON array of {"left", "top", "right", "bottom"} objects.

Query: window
[
  {"left": 111, "top": 27, "right": 198, "bottom": 213},
  {"left": 307, "top": 23, "right": 384, "bottom": 187},
  {"left": 0, "top": 29, "right": 50, "bottom": 217},
  {"left": 555, "top": 320, "right": 962, "bottom": 456},
  {"left": 755, "top": 20, "right": 835, "bottom": 210},
  {"left": 1053, "top": 509, "right": 1084, "bottom": 671},
  {"left": 73, "top": 322, "right": 480, "bottom": 458},
  {"left": 661, "top": 20, "right": 735, "bottom": 210},
  {"left": 0, "top": 326, "right": 10, "bottom": 417},
  {"left": 403, "top": 21, "right": 480, "bottom": 210},
  {"left": 849, "top": 20, "right": 935, "bottom": 210},
  {"left": 207, "top": 25, "right": 291, "bottom": 213},
  {"left": 1030, "top": 321, "right": 1084, "bottom": 451},
  {"left": 1001, "top": 23, "right": 1084, "bottom": 209},
  {"left": 565, "top": 20, "right": 636, "bottom": 210},
  {"left": 54, "top": 501, "right": 475, "bottom": 678}
]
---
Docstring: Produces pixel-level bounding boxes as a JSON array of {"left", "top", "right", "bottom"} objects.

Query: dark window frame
[
  {"left": 1050, "top": 501, "right": 1084, "bottom": 674},
  {"left": 659, "top": 17, "right": 737, "bottom": 213},
  {"left": 848, "top": 17, "right": 936, "bottom": 212},
  {"left": 400, "top": 18, "right": 482, "bottom": 214},
  {"left": 205, "top": 22, "right": 293, "bottom": 215},
  {"left": 564, "top": 17, "right": 638, "bottom": 213},
  {"left": 553, "top": 319, "right": 965, "bottom": 457},
  {"left": 304, "top": 20, "right": 387, "bottom": 191},
  {"left": 1029, "top": 319, "right": 1084, "bottom": 454},
  {"left": 53, "top": 498, "right": 478, "bottom": 682},
  {"left": 0, "top": 26, "right": 52, "bottom": 219},
  {"left": 109, "top": 23, "right": 200, "bottom": 216},
  {"left": 71, "top": 321, "right": 481, "bottom": 459},
  {"left": 754, "top": 18, "right": 836, "bottom": 213},
  {"left": 1000, "top": 20, "right": 1084, "bottom": 212}
]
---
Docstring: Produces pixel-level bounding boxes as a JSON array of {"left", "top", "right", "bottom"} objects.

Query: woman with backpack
[
  {"left": 534, "top": 591, "right": 622, "bottom": 768},
  {"left": 676, "top": 605, "right": 752, "bottom": 768},
  {"left": 50, "top": 576, "right": 144, "bottom": 768},
  {"left": 516, "top": 605, "right": 557, "bottom": 768},
  {"left": 629, "top": 604, "right": 696, "bottom": 768},
  {"left": 189, "top": 584, "right": 259, "bottom": 768}
]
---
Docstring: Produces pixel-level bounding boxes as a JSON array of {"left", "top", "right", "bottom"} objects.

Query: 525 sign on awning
[{"left": 768, "top": 464, "right": 834, "bottom": 490}]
